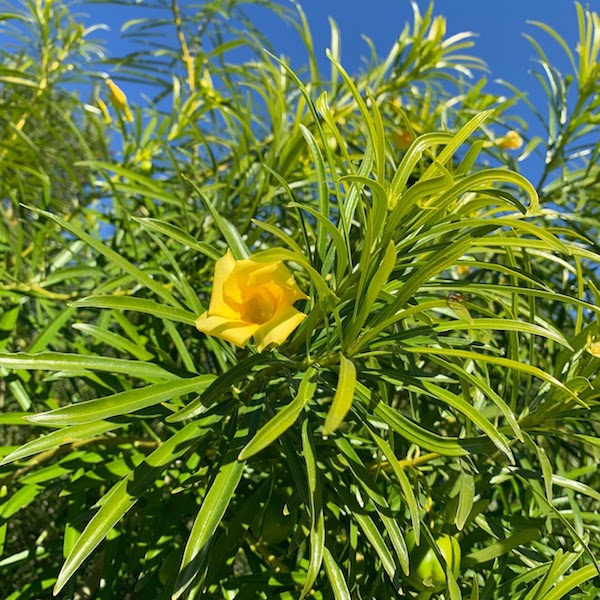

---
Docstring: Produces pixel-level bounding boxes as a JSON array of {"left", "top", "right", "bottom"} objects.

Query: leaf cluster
[{"left": 1, "top": 1, "right": 599, "bottom": 599}]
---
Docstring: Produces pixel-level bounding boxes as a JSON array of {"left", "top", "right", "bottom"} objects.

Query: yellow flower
[
  {"left": 586, "top": 337, "right": 600, "bottom": 357},
  {"left": 497, "top": 130, "right": 523, "bottom": 150},
  {"left": 392, "top": 128, "right": 414, "bottom": 152},
  {"left": 195, "top": 250, "right": 309, "bottom": 351}
]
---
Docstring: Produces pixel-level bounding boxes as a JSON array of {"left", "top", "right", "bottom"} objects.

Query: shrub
[{"left": 1, "top": 1, "right": 599, "bottom": 598}]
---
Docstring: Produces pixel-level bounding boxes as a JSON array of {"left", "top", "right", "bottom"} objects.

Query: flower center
[{"left": 242, "top": 289, "right": 277, "bottom": 324}]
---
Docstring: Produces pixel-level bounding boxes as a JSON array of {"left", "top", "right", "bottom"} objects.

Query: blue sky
[
  {"left": 80, "top": 0, "right": 580, "bottom": 182},
  {"left": 85, "top": 0, "right": 578, "bottom": 86}
]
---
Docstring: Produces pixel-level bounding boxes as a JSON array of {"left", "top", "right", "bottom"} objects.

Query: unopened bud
[
  {"left": 97, "top": 98, "right": 112, "bottom": 125},
  {"left": 107, "top": 78, "right": 133, "bottom": 122}
]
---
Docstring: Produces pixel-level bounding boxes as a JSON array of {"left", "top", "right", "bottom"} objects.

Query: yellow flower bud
[
  {"left": 195, "top": 250, "right": 309, "bottom": 351},
  {"left": 96, "top": 98, "right": 112, "bottom": 125},
  {"left": 106, "top": 78, "right": 133, "bottom": 123},
  {"left": 497, "top": 130, "right": 523, "bottom": 150}
]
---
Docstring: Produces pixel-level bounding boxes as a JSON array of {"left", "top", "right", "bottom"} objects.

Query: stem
[
  {"left": 368, "top": 451, "right": 440, "bottom": 473},
  {"left": 172, "top": 0, "right": 195, "bottom": 92}
]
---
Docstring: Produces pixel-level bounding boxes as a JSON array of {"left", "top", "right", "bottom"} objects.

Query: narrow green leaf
[
  {"left": 28, "top": 307, "right": 77, "bottom": 354},
  {"left": 300, "top": 420, "right": 325, "bottom": 600},
  {"left": 404, "top": 347, "right": 582, "bottom": 406},
  {"left": 183, "top": 178, "right": 249, "bottom": 259},
  {"left": 26, "top": 375, "right": 215, "bottom": 426},
  {"left": 239, "top": 367, "right": 317, "bottom": 460},
  {"left": 287, "top": 202, "right": 348, "bottom": 280},
  {"left": 25, "top": 206, "right": 181, "bottom": 308},
  {"left": 347, "top": 241, "right": 397, "bottom": 345},
  {"left": 552, "top": 474, "right": 600, "bottom": 504},
  {"left": 323, "top": 356, "right": 356, "bottom": 436},
  {"left": 251, "top": 218, "right": 304, "bottom": 257},
  {"left": 323, "top": 547, "right": 351, "bottom": 600},
  {"left": 379, "top": 238, "right": 474, "bottom": 321},
  {"left": 427, "top": 356, "right": 523, "bottom": 442},
  {"left": 299, "top": 124, "right": 331, "bottom": 265},
  {"left": 541, "top": 564, "right": 599, "bottom": 600},
  {"left": 53, "top": 421, "right": 211, "bottom": 595},
  {"left": 0, "top": 421, "right": 124, "bottom": 465},
  {"left": 0, "top": 351, "right": 179, "bottom": 381},
  {"left": 0, "top": 413, "right": 33, "bottom": 426},
  {"left": 420, "top": 381, "right": 514, "bottom": 461},
  {"left": 173, "top": 404, "right": 260, "bottom": 598},
  {"left": 71, "top": 296, "right": 198, "bottom": 325},
  {"left": 0, "top": 484, "right": 42, "bottom": 519},
  {"left": 463, "top": 528, "right": 541, "bottom": 565},
  {"left": 369, "top": 431, "right": 421, "bottom": 544},
  {"left": 352, "top": 506, "right": 398, "bottom": 584},
  {"left": 456, "top": 471, "right": 476, "bottom": 531},
  {"left": 335, "top": 438, "right": 409, "bottom": 575},
  {"left": 354, "top": 381, "right": 493, "bottom": 456},
  {"left": 434, "top": 318, "right": 572, "bottom": 349},
  {"left": 133, "top": 217, "right": 220, "bottom": 260},
  {"left": 72, "top": 323, "right": 154, "bottom": 361},
  {"left": 167, "top": 353, "right": 275, "bottom": 423}
]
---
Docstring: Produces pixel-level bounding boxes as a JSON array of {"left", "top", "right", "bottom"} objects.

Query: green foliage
[{"left": 1, "top": 0, "right": 600, "bottom": 598}]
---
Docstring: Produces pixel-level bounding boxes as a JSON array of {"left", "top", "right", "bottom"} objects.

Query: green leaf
[
  {"left": 299, "top": 124, "right": 331, "bottom": 266},
  {"left": 132, "top": 217, "right": 220, "bottom": 260},
  {"left": 238, "top": 367, "right": 318, "bottom": 460},
  {"left": 323, "top": 355, "right": 356, "bottom": 436},
  {"left": 335, "top": 437, "right": 409, "bottom": 575},
  {"left": 0, "top": 421, "right": 124, "bottom": 465},
  {"left": 0, "top": 351, "right": 180, "bottom": 381},
  {"left": 167, "top": 353, "right": 276, "bottom": 423},
  {"left": 427, "top": 355, "right": 523, "bottom": 441},
  {"left": 26, "top": 375, "right": 215, "bottom": 426},
  {"left": 300, "top": 419, "right": 325, "bottom": 600},
  {"left": 378, "top": 237, "right": 474, "bottom": 322},
  {"left": 53, "top": 420, "right": 214, "bottom": 595},
  {"left": 420, "top": 381, "right": 514, "bottom": 461},
  {"left": 323, "top": 547, "right": 351, "bottom": 600},
  {"left": 463, "top": 528, "right": 541, "bottom": 565},
  {"left": 347, "top": 241, "right": 397, "bottom": 345},
  {"left": 72, "top": 323, "right": 154, "bottom": 361},
  {"left": 0, "top": 484, "right": 42, "bottom": 519},
  {"left": 71, "top": 296, "right": 198, "bottom": 325},
  {"left": 356, "top": 383, "right": 493, "bottom": 456},
  {"left": 368, "top": 430, "right": 421, "bottom": 544},
  {"left": 433, "top": 318, "right": 572, "bottom": 349},
  {"left": 287, "top": 201, "right": 349, "bottom": 282},
  {"left": 541, "top": 564, "right": 600, "bottom": 600},
  {"left": 456, "top": 471, "right": 476, "bottom": 531},
  {"left": 173, "top": 404, "right": 260, "bottom": 598},
  {"left": 25, "top": 206, "right": 181, "bottom": 308},
  {"left": 403, "top": 347, "right": 583, "bottom": 406},
  {"left": 184, "top": 177, "right": 250, "bottom": 259}
]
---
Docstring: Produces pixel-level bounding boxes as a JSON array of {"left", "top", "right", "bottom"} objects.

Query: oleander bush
[{"left": 1, "top": 1, "right": 599, "bottom": 598}]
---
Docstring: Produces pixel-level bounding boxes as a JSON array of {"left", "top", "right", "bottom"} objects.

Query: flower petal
[
  {"left": 195, "top": 312, "right": 258, "bottom": 348},
  {"left": 222, "top": 258, "right": 272, "bottom": 305},
  {"left": 253, "top": 305, "right": 307, "bottom": 352},
  {"left": 223, "top": 257, "right": 309, "bottom": 309},
  {"left": 209, "top": 250, "right": 240, "bottom": 319}
]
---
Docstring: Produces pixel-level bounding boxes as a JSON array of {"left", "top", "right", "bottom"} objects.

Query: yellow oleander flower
[
  {"left": 586, "top": 337, "right": 600, "bottom": 357},
  {"left": 497, "top": 130, "right": 523, "bottom": 150},
  {"left": 195, "top": 250, "right": 309, "bottom": 351},
  {"left": 392, "top": 128, "right": 414, "bottom": 152}
]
